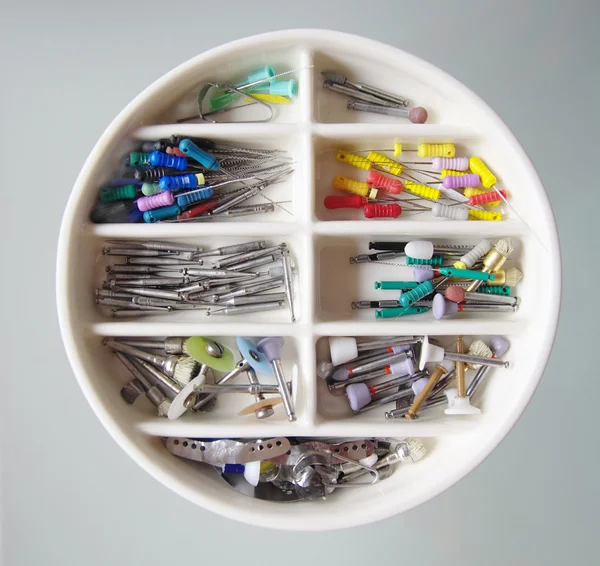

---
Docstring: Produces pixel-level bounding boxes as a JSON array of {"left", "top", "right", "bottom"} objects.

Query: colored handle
[
  {"left": 178, "top": 199, "right": 219, "bottom": 220},
  {"left": 374, "top": 281, "right": 420, "bottom": 290},
  {"left": 432, "top": 157, "right": 469, "bottom": 171},
  {"left": 367, "top": 170, "right": 403, "bottom": 194},
  {"left": 166, "top": 147, "right": 187, "bottom": 158},
  {"left": 324, "top": 195, "right": 367, "bottom": 209},
  {"left": 399, "top": 280, "right": 434, "bottom": 307},
  {"left": 91, "top": 201, "right": 138, "bottom": 223},
  {"left": 149, "top": 151, "right": 188, "bottom": 171},
  {"left": 367, "top": 152, "right": 402, "bottom": 176},
  {"left": 477, "top": 285, "right": 511, "bottom": 296},
  {"left": 369, "top": 241, "right": 409, "bottom": 251},
  {"left": 431, "top": 203, "right": 469, "bottom": 220},
  {"left": 418, "top": 143, "right": 455, "bottom": 158},
  {"left": 246, "top": 66, "right": 275, "bottom": 85},
  {"left": 375, "top": 306, "right": 430, "bottom": 319},
  {"left": 442, "top": 173, "right": 481, "bottom": 189},
  {"left": 364, "top": 203, "right": 401, "bottom": 218},
  {"left": 210, "top": 91, "right": 236, "bottom": 112},
  {"left": 332, "top": 176, "right": 371, "bottom": 197},
  {"left": 141, "top": 182, "right": 162, "bottom": 196},
  {"left": 137, "top": 191, "right": 175, "bottom": 211},
  {"left": 469, "top": 156, "right": 497, "bottom": 188},
  {"left": 159, "top": 173, "right": 199, "bottom": 191},
  {"left": 468, "top": 209, "right": 502, "bottom": 221},
  {"left": 99, "top": 184, "right": 137, "bottom": 202},
  {"left": 129, "top": 152, "right": 152, "bottom": 167},
  {"left": 253, "top": 79, "right": 298, "bottom": 97},
  {"left": 456, "top": 239, "right": 492, "bottom": 269},
  {"left": 464, "top": 187, "right": 500, "bottom": 207},
  {"left": 179, "top": 139, "right": 219, "bottom": 171},
  {"left": 440, "top": 169, "right": 463, "bottom": 177},
  {"left": 336, "top": 151, "right": 372, "bottom": 171},
  {"left": 244, "top": 94, "right": 291, "bottom": 105},
  {"left": 406, "top": 255, "right": 443, "bottom": 266},
  {"left": 177, "top": 188, "right": 215, "bottom": 208},
  {"left": 404, "top": 180, "right": 440, "bottom": 200},
  {"left": 143, "top": 204, "right": 182, "bottom": 223},
  {"left": 469, "top": 189, "right": 507, "bottom": 205},
  {"left": 438, "top": 267, "right": 495, "bottom": 281}
]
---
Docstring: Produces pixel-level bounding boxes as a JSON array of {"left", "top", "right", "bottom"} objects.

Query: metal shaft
[
  {"left": 110, "top": 310, "right": 163, "bottom": 317},
  {"left": 96, "top": 289, "right": 135, "bottom": 299},
  {"left": 357, "top": 337, "right": 418, "bottom": 352},
  {"left": 323, "top": 80, "right": 399, "bottom": 107},
  {"left": 371, "top": 372, "right": 424, "bottom": 395},
  {"left": 195, "top": 240, "right": 266, "bottom": 258},
  {"left": 329, "top": 367, "right": 388, "bottom": 390},
  {"left": 466, "top": 365, "right": 491, "bottom": 398},
  {"left": 197, "top": 384, "right": 281, "bottom": 395},
  {"left": 119, "top": 278, "right": 188, "bottom": 287},
  {"left": 281, "top": 249, "right": 296, "bottom": 322},
  {"left": 461, "top": 304, "right": 516, "bottom": 312},
  {"left": 246, "top": 366, "right": 274, "bottom": 419},
  {"left": 127, "top": 257, "right": 202, "bottom": 266},
  {"left": 405, "top": 365, "right": 448, "bottom": 419},
  {"left": 116, "top": 353, "right": 169, "bottom": 410},
  {"left": 130, "top": 357, "right": 180, "bottom": 396},
  {"left": 386, "top": 395, "right": 447, "bottom": 419},
  {"left": 347, "top": 79, "right": 410, "bottom": 107},
  {"left": 207, "top": 301, "right": 284, "bottom": 316},
  {"left": 108, "top": 265, "right": 163, "bottom": 273},
  {"left": 168, "top": 303, "right": 210, "bottom": 310},
  {"left": 112, "top": 286, "right": 183, "bottom": 301},
  {"left": 444, "top": 352, "right": 508, "bottom": 368},
  {"left": 350, "top": 251, "right": 403, "bottom": 264},
  {"left": 115, "top": 352, "right": 153, "bottom": 390},
  {"left": 348, "top": 352, "right": 410, "bottom": 377},
  {"left": 104, "top": 240, "right": 201, "bottom": 253},
  {"left": 462, "top": 291, "right": 517, "bottom": 305},
  {"left": 455, "top": 336, "right": 466, "bottom": 398},
  {"left": 345, "top": 349, "right": 392, "bottom": 365},
  {"left": 432, "top": 368, "right": 456, "bottom": 396},
  {"left": 224, "top": 292, "right": 287, "bottom": 306},
  {"left": 215, "top": 244, "right": 283, "bottom": 268},
  {"left": 229, "top": 254, "right": 279, "bottom": 272},
  {"left": 347, "top": 99, "right": 410, "bottom": 118},
  {"left": 329, "top": 363, "right": 416, "bottom": 391},
  {"left": 213, "top": 277, "right": 283, "bottom": 301},
  {"left": 96, "top": 298, "right": 169, "bottom": 311},
  {"left": 103, "top": 248, "right": 193, "bottom": 258},
  {"left": 352, "top": 300, "right": 401, "bottom": 309},
  {"left": 219, "top": 203, "right": 275, "bottom": 217},
  {"left": 121, "top": 337, "right": 184, "bottom": 354},
  {"left": 211, "top": 183, "right": 264, "bottom": 214},
  {"left": 356, "top": 387, "right": 413, "bottom": 414},
  {"left": 190, "top": 360, "right": 250, "bottom": 411},
  {"left": 104, "top": 340, "right": 175, "bottom": 377},
  {"left": 272, "top": 359, "right": 296, "bottom": 422}
]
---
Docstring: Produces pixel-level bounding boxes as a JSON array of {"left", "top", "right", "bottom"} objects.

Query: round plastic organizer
[{"left": 56, "top": 30, "right": 561, "bottom": 530}]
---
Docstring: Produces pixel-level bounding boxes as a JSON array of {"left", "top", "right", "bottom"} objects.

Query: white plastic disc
[
  {"left": 445, "top": 395, "right": 481, "bottom": 415},
  {"left": 167, "top": 374, "right": 206, "bottom": 420}
]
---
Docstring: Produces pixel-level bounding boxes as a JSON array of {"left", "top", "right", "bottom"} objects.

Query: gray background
[{"left": 1, "top": 1, "right": 597, "bottom": 564}]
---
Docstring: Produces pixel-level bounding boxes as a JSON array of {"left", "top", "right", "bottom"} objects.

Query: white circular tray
[{"left": 56, "top": 30, "right": 561, "bottom": 530}]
